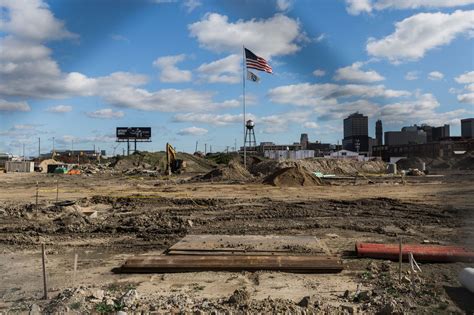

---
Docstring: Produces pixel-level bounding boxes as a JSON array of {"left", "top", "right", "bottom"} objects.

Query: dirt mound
[
  {"left": 263, "top": 166, "right": 322, "bottom": 187},
  {"left": 110, "top": 151, "right": 216, "bottom": 174},
  {"left": 197, "top": 160, "right": 252, "bottom": 182},
  {"left": 252, "top": 158, "right": 386, "bottom": 177},
  {"left": 396, "top": 157, "right": 425, "bottom": 170},
  {"left": 396, "top": 152, "right": 474, "bottom": 171},
  {"left": 452, "top": 152, "right": 474, "bottom": 170},
  {"left": 38, "top": 159, "right": 61, "bottom": 173}
]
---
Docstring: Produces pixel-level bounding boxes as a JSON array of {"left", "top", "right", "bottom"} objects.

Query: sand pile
[
  {"left": 263, "top": 165, "right": 322, "bottom": 187},
  {"left": 197, "top": 160, "right": 252, "bottom": 182},
  {"left": 38, "top": 159, "right": 61, "bottom": 173},
  {"left": 252, "top": 158, "right": 386, "bottom": 177}
]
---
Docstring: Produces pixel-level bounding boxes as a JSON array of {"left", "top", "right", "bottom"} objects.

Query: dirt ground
[{"left": 0, "top": 170, "right": 473, "bottom": 314}]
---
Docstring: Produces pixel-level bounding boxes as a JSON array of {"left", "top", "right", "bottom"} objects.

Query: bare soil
[{"left": 0, "top": 170, "right": 473, "bottom": 314}]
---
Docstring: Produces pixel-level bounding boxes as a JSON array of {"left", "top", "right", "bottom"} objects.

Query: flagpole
[{"left": 242, "top": 45, "right": 247, "bottom": 169}]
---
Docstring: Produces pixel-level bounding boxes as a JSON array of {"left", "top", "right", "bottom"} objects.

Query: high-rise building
[
  {"left": 375, "top": 120, "right": 383, "bottom": 146},
  {"left": 461, "top": 118, "right": 474, "bottom": 138},
  {"left": 343, "top": 112, "right": 369, "bottom": 152},
  {"left": 432, "top": 124, "right": 450, "bottom": 141},
  {"left": 385, "top": 125, "right": 427, "bottom": 146},
  {"left": 300, "top": 133, "right": 309, "bottom": 149},
  {"left": 419, "top": 124, "right": 450, "bottom": 142}
]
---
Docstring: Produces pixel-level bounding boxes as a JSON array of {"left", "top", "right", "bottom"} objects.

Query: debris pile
[
  {"left": 263, "top": 165, "right": 322, "bottom": 187},
  {"left": 406, "top": 168, "right": 424, "bottom": 176},
  {"left": 397, "top": 152, "right": 474, "bottom": 172},
  {"left": 252, "top": 158, "right": 386, "bottom": 177},
  {"left": 41, "top": 286, "right": 347, "bottom": 314},
  {"left": 78, "top": 163, "right": 113, "bottom": 175}
]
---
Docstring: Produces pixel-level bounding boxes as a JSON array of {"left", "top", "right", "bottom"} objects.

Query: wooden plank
[
  {"left": 118, "top": 255, "right": 343, "bottom": 274},
  {"left": 168, "top": 235, "right": 328, "bottom": 254},
  {"left": 167, "top": 250, "right": 296, "bottom": 256}
]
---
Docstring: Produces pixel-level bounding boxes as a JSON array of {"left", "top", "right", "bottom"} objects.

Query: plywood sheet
[{"left": 167, "top": 235, "right": 328, "bottom": 255}]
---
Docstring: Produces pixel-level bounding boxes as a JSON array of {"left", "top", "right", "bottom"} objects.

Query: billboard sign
[{"left": 116, "top": 127, "right": 151, "bottom": 140}]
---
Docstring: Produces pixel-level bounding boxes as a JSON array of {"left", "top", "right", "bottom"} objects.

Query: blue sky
[{"left": 0, "top": 0, "right": 473, "bottom": 155}]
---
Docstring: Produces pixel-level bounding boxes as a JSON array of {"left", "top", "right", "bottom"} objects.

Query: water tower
[{"left": 245, "top": 120, "right": 257, "bottom": 148}]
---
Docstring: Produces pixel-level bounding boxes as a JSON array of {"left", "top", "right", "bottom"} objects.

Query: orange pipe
[{"left": 356, "top": 242, "right": 474, "bottom": 262}]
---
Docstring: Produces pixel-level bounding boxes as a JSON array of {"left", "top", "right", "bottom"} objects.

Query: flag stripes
[{"left": 245, "top": 48, "right": 273, "bottom": 74}]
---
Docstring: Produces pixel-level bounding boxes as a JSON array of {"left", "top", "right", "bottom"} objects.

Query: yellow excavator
[{"left": 166, "top": 143, "right": 186, "bottom": 175}]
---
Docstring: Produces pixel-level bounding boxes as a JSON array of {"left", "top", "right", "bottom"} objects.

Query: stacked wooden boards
[{"left": 117, "top": 235, "right": 343, "bottom": 274}]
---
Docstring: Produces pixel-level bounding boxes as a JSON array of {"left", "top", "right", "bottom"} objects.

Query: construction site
[
  {"left": 1, "top": 1, "right": 474, "bottom": 314},
  {"left": 0, "top": 145, "right": 473, "bottom": 314}
]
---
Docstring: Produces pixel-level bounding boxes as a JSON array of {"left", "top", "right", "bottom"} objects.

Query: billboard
[{"left": 116, "top": 127, "right": 151, "bottom": 140}]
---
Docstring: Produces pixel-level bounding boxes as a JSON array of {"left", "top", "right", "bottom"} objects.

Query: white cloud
[
  {"left": 0, "top": 99, "right": 31, "bottom": 112},
  {"left": 153, "top": 54, "right": 192, "bottom": 83},
  {"left": 455, "top": 70, "right": 474, "bottom": 83},
  {"left": 458, "top": 93, "right": 474, "bottom": 104},
  {"left": 0, "top": 0, "right": 77, "bottom": 41},
  {"left": 189, "top": 13, "right": 306, "bottom": 59},
  {"left": 405, "top": 71, "right": 419, "bottom": 81},
  {"left": 173, "top": 113, "right": 253, "bottom": 126},
  {"left": 101, "top": 86, "right": 239, "bottom": 112},
  {"left": 345, "top": 0, "right": 474, "bottom": 15},
  {"left": 379, "top": 92, "right": 468, "bottom": 125},
  {"left": 86, "top": 108, "right": 124, "bottom": 119},
  {"left": 313, "top": 69, "right": 326, "bottom": 77},
  {"left": 453, "top": 71, "right": 474, "bottom": 104},
  {"left": 374, "top": 0, "right": 474, "bottom": 10},
  {"left": 276, "top": 0, "right": 293, "bottom": 11},
  {"left": 303, "top": 121, "right": 319, "bottom": 129},
  {"left": 177, "top": 126, "right": 208, "bottom": 136},
  {"left": 259, "top": 111, "right": 312, "bottom": 133},
  {"left": 184, "top": 0, "right": 201, "bottom": 12},
  {"left": 367, "top": 10, "right": 474, "bottom": 62},
  {"left": 333, "top": 62, "right": 385, "bottom": 83},
  {"left": 268, "top": 83, "right": 410, "bottom": 107},
  {"left": 315, "top": 33, "right": 326, "bottom": 42},
  {"left": 345, "top": 0, "right": 372, "bottom": 15},
  {"left": 110, "top": 34, "right": 129, "bottom": 42},
  {"left": 46, "top": 105, "right": 72, "bottom": 113},
  {"left": 197, "top": 54, "right": 241, "bottom": 84},
  {"left": 428, "top": 71, "right": 444, "bottom": 80}
]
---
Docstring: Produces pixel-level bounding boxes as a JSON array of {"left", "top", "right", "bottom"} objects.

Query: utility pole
[
  {"left": 234, "top": 139, "right": 237, "bottom": 152},
  {"left": 38, "top": 137, "right": 41, "bottom": 158},
  {"left": 22, "top": 143, "right": 25, "bottom": 161},
  {"left": 52, "top": 137, "right": 55, "bottom": 153}
]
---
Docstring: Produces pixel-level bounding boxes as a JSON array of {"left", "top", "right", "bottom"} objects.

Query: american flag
[{"left": 245, "top": 48, "right": 272, "bottom": 74}]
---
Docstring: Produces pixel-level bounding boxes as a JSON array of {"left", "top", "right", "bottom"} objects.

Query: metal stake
[
  {"left": 399, "top": 237, "right": 403, "bottom": 283},
  {"left": 35, "top": 181, "right": 39, "bottom": 210},
  {"left": 56, "top": 179, "right": 59, "bottom": 203},
  {"left": 73, "top": 252, "right": 78, "bottom": 286},
  {"left": 42, "top": 244, "right": 48, "bottom": 299}
]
